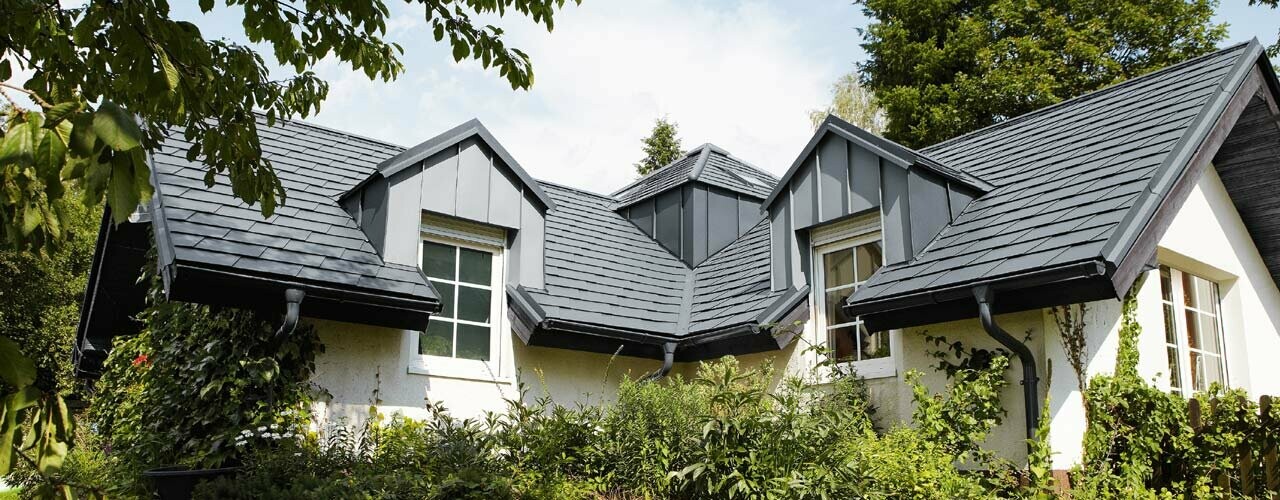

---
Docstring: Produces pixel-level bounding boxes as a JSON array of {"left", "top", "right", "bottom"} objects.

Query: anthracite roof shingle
[
  {"left": 151, "top": 115, "right": 436, "bottom": 305},
  {"left": 612, "top": 144, "right": 778, "bottom": 209},
  {"left": 848, "top": 42, "right": 1257, "bottom": 308}
]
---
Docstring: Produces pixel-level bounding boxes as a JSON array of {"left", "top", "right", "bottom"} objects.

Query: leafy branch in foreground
[{"left": 0, "top": 0, "right": 578, "bottom": 251}]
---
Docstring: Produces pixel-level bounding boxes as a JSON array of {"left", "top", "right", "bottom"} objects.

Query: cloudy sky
[{"left": 9, "top": 1, "right": 1280, "bottom": 195}]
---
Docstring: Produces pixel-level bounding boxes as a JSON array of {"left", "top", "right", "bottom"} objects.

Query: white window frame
[
  {"left": 410, "top": 234, "right": 507, "bottom": 381},
  {"left": 813, "top": 231, "right": 896, "bottom": 379},
  {"left": 1160, "top": 265, "right": 1228, "bottom": 396}
]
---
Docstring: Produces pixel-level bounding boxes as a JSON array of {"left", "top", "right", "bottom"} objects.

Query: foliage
[
  {"left": 808, "top": 73, "right": 886, "bottom": 134},
  {"left": 635, "top": 116, "right": 683, "bottom": 176},
  {"left": 188, "top": 355, "right": 1047, "bottom": 499},
  {"left": 5, "top": 417, "right": 123, "bottom": 499},
  {"left": 1051, "top": 303, "right": 1090, "bottom": 394},
  {"left": 0, "top": 335, "right": 72, "bottom": 487},
  {"left": 1251, "top": 0, "right": 1280, "bottom": 58},
  {"left": 87, "top": 265, "right": 323, "bottom": 493},
  {"left": 857, "top": 0, "right": 1226, "bottom": 148},
  {"left": 907, "top": 356, "right": 1009, "bottom": 464},
  {"left": 0, "top": 0, "right": 577, "bottom": 251}
]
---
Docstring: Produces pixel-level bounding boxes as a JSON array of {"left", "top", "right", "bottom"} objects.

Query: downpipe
[
  {"left": 272, "top": 289, "right": 306, "bottom": 343},
  {"left": 972, "top": 285, "right": 1040, "bottom": 443},
  {"left": 641, "top": 342, "right": 677, "bottom": 383}
]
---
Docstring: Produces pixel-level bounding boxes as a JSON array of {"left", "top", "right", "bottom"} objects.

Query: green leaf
[
  {"left": 92, "top": 101, "right": 142, "bottom": 151},
  {"left": 0, "top": 121, "right": 37, "bottom": 167},
  {"left": 0, "top": 336, "right": 36, "bottom": 387},
  {"left": 107, "top": 152, "right": 142, "bottom": 223},
  {"left": 34, "top": 126, "right": 68, "bottom": 184},
  {"left": 44, "top": 102, "right": 81, "bottom": 125},
  {"left": 159, "top": 50, "right": 181, "bottom": 91},
  {"left": 199, "top": 0, "right": 213, "bottom": 11},
  {"left": 68, "top": 113, "right": 98, "bottom": 158}
]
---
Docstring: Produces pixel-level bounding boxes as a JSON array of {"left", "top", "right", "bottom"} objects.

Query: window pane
[
  {"left": 456, "top": 323, "right": 490, "bottom": 361},
  {"left": 828, "top": 326, "right": 856, "bottom": 362},
  {"left": 824, "top": 290, "right": 856, "bottom": 326},
  {"left": 422, "top": 242, "right": 456, "bottom": 280},
  {"left": 1160, "top": 266, "right": 1172, "bottom": 302},
  {"left": 1190, "top": 351, "right": 1207, "bottom": 391},
  {"left": 1167, "top": 345, "right": 1182, "bottom": 390},
  {"left": 1193, "top": 277, "right": 1216, "bottom": 313},
  {"left": 859, "top": 324, "right": 890, "bottom": 360},
  {"left": 823, "top": 250, "right": 854, "bottom": 289},
  {"left": 855, "top": 242, "right": 882, "bottom": 282},
  {"left": 1184, "top": 309, "right": 1200, "bottom": 350},
  {"left": 1162, "top": 304, "right": 1177, "bottom": 344},
  {"left": 433, "top": 282, "right": 456, "bottom": 319},
  {"left": 1200, "top": 354, "right": 1223, "bottom": 389},
  {"left": 458, "top": 247, "right": 492, "bottom": 285},
  {"left": 457, "top": 286, "right": 491, "bottom": 323},
  {"left": 420, "top": 320, "right": 453, "bottom": 357},
  {"left": 1182, "top": 272, "right": 1198, "bottom": 309},
  {"left": 1195, "top": 313, "right": 1221, "bottom": 355}
]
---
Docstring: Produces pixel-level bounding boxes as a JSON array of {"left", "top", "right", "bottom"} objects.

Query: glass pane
[
  {"left": 1159, "top": 266, "right": 1172, "bottom": 302},
  {"left": 1162, "top": 304, "right": 1177, "bottom": 344},
  {"left": 420, "top": 320, "right": 453, "bottom": 357},
  {"left": 855, "top": 242, "right": 883, "bottom": 282},
  {"left": 1196, "top": 313, "right": 1220, "bottom": 355},
  {"left": 1200, "top": 354, "right": 1223, "bottom": 389},
  {"left": 456, "top": 323, "right": 491, "bottom": 361},
  {"left": 458, "top": 247, "right": 492, "bottom": 285},
  {"left": 828, "top": 326, "right": 856, "bottom": 362},
  {"left": 1182, "top": 272, "right": 1198, "bottom": 309},
  {"left": 1193, "top": 277, "right": 1216, "bottom": 314},
  {"left": 824, "top": 290, "right": 857, "bottom": 326},
  {"left": 1166, "top": 346, "right": 1182, "bottom": 389},
  {"left": 433, "top": 282, "right": 456, "bottom": 319},
  {"left": 823, "top": 250, "right": 854, "bottom": 289},
  {"left": 457, "top": 286, "right": 491, "bottom": 323},
  {"left": 422, "top": 242, "right": 456, "bottom": 280},
  {"left": 1190, "top": 351, "right": 1206, "bottom": 391},
  {"left": 1184, "top": 309, "right": 1200, "bottom": 350},
  {"left": 859, "top": 324, "right": 890, "bottom": 360}
]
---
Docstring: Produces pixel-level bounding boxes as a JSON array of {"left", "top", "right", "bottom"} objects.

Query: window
[
  {"left": 420, "top": 240, "right": 498, "bottom": 362},
  {"left": 1160, "top": 265, "right": 1226, "bottom": 395},
  {"left": 816, "top": 237, "right": 890, "bottom": 376}
]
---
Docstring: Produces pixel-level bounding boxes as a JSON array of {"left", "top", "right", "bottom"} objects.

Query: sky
[{"left": 6, "top": 1, "right": 1280, "bottom": 195}]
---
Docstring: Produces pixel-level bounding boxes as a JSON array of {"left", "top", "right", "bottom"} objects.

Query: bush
[
  {"left": 193, "top": 355, "right": 1029, "bottom": 499},
  {"left": 87, "top": 267, "right": 323, "bottom": 493}
]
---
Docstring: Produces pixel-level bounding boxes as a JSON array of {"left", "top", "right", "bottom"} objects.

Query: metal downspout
[
  {"left": 972, "top": 285, "right": 1039, "bottom": 443},
  {"left": 641, "top": 342, "right": 677, "bottom": 382},
  {"left": 273, "top": 289, "right": 306, "bottom": 342}
]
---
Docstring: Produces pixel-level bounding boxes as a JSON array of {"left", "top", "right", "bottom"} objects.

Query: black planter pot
[{"left": 142, "top": 466, "right": 239, "bottom": 500}]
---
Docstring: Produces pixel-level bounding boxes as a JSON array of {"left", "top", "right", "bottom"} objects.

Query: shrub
[{"left": 88, "top": 268, "right": 323, "bottom": 493}]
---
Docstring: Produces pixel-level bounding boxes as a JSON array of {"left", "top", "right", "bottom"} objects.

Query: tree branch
[{"left": 0, "top": 83, "right": 53, "bottom": 109}]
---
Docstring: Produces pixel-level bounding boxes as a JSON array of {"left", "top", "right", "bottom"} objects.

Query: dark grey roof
[
  {"left": 345, "top": 118, "right": 556, "bottom": 211},
  {"left": 848, "top": 41, "right": 1261, "bottom": 312},
  {"left": 150, "top": 115, "right": 438, "bottom": 308},
  {"left": 612, "top": 143, "right": 778, "bottom": 208},
  {"left": 525, "top": 181, "right": 790, "bottom": 339}
]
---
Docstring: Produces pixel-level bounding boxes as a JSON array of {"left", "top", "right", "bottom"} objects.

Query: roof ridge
[{"left": 924, "top": 41, "right": 1253, "bottom": 153}]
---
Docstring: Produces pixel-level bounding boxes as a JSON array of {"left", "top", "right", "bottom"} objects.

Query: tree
[
  {"left": 1251, "top": 0, "right": 1280, "bottom": 58},
  {"left": 858, "top": 0, "right": 1226, "bottom": 148},
  {"left": 635, "top": 117, "right": 683, "bottom": 176},
  {"left": 0, "top": 0, "right": 578, "bottom": 252},
  {"left": 808, "top": 73, "right": 886, "bottom": 134}
]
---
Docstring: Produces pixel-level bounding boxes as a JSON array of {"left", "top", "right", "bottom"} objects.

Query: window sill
[{"left": 407, "top": 361, "right": 514, "bottom": 385}]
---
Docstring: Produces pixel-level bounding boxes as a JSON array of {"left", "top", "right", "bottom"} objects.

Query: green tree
[
  {"left": 809, "top": 73, "right": 886, "bottom": 134},
  {"left": 858, "top": 0, "right": 1226, "bottom": 148},
  {"left": 0, "top": 0, "right": 577, "bottom": 251},
  {"left": 635, "top": 117, "right": 683, "bottom": 176},
  {"left": 1251, "top": 0, "right": 1280, "bottom": 58}
]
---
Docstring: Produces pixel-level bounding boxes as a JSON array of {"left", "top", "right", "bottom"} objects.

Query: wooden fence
[{"left": 1187, "top": 394, "right": 1278, "bottom": 497}]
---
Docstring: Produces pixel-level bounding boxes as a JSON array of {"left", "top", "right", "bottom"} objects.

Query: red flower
[{"left": 132, "top": 354, "right": 150, "bottom": 367}]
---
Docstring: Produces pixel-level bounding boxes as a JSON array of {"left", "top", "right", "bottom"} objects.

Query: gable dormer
[
  {"left": 340, "top": 119, "right": 555, "bottom": 289},
  {"left": 612, "top": 144, "right": 778, "bottom": 267},
  {"left": 762, "top": 115, "right": 992, "bottom": 291}
]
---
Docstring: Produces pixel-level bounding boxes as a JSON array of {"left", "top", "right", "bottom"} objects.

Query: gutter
[{"left": 846, "top": 260, "right": 1107, "bottom": 317}]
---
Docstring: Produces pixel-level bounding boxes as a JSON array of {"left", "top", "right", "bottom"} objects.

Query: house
[{"left": 76, "top": 40, "right": 1280, "bottom": 469}]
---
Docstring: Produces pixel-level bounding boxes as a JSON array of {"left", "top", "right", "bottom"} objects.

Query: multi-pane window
[
  {"left": 818, "top": 239, "right": 888, "bottom": 366},
  {"left": 1160, "top": 265, "right": 1226, "bottom": 395},
  {"left": 420, "top": 240, "right": 495, "bottom": 361}
]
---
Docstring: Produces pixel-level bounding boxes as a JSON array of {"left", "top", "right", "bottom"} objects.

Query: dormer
[
  {"left": 612, "top": 144, "right": 778, "bottom": 267},
  {"left": 340, "top": 119, "right": 555, "bottom": 289},
  {"left": 762, "top": 115, "right": 992, "bottom": 291}
]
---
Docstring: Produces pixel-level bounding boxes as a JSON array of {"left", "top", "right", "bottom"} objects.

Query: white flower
[
  {"left": 282, "top": 432, "right": 295, "bottom": 439},
  {"left": 293, "top": 452, "right": 302, "bottom": 457},
  {"left": 269, "top": 424, "right": 279, "bottom": 430},
  {"left": 257, "top": 426, "right": 268, "bottom": 432}
]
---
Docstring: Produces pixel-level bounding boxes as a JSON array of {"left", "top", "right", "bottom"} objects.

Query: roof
[
  {"left": 519, "top": 181, "right": 789, "bottom": 340},
  {"left": 345, "top": 118, "right": 556, "bottom": 211},
  {"left": 762, "top": 115, "right": 994, "bottom": 210},
  {"left": 847, "top": 41, "right": 1265, "bottom": 322},
  {"left": 612, "top": 143, "right": 778, "bottom": 209}
]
